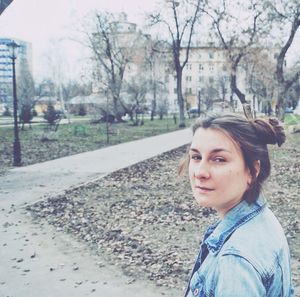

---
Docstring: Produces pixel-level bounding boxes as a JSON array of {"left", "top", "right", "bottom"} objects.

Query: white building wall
[{"left": 165, "top": 47, "right": 255, "bottom": 114}]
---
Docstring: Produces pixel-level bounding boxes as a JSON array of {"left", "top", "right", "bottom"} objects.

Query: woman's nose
[{"left": 194, "top": 161, "right": 210, "bottom": 179}]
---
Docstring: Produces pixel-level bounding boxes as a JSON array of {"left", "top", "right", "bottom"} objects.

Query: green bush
[
  {"left": 19, "top": 104, "right": 34, "bottom": 125},
  {"left": 2, "top": 106, "right": 11, "bottom": 117},
  {"left": 43, "top": 103, "right": 61, "bottom": 125},
  {"left": 78, "top": 104, "right": 87, "bottom": 116}
]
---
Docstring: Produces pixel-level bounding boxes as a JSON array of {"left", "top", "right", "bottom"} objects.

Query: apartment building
[
  {"left": 0, "top": 37, "right": 32, "bottom": 113},
  {"left": 167, "top": 45, "right": 278, "bottom": 114},
  {"left": 91, "top": 13, "right": 278, "bottom": 116},
  {"left": 166, "top": 46, "right": 242, "bottom": 113}
]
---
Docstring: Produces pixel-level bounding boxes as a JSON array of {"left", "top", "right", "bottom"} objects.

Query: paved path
[{"left": 0, "top": 128, "right": 192, "bottom": 297}]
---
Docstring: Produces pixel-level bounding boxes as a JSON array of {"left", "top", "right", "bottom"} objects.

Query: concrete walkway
[{"left": 0, "top": 128, "right": 192, "bottom": 297}]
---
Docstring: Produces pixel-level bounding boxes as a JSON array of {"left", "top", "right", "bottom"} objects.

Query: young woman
[{"left": 180, "top": 113, "right": 294, "bottom": 297}]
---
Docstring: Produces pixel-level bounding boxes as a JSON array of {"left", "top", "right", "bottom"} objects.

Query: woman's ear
[
  {"left": 254, "top": 160, "right": 261, "bottom": 177},
  {"left": 246, "top": 160, "right": 261, "bottom": 187}
]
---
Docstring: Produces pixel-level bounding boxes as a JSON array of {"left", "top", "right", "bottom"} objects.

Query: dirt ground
[{"left": 27, "top": 133, "right": 300, "bottom": 295}]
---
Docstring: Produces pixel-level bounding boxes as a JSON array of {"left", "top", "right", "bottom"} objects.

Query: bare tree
[
  {"left": 266, "top": 0, "right": 300, "bottom": 120},
  {"left": 42, "top": 40, "right": 68, "bottom": 114},
  {"left": 17, "top": 59, "right": 35, "bottom": 107},
  {"left": 17, "top": 59, "right": 35, "bottom": 129},
  {"left": 145, "top": 40, "right": 170, "bottom": 120},
  {"left": 205, "top": 0, "right": 269, "bottom": 117},
  {"left": 35, "top": 79, "right": 57, "bottom": 98},
  {"left": 149, "top": 79, "right": 168, "bottom": 120},
  {"left": 62, "top": 80, "right": 92, "bottom": 103},
  {"left": 87, "top": 12, "right": 145, "bottom": 122},
  {"left": 202, "top": 83, "right": 219, "bottom": 111},
  {"left": 125, "top": 77, "right": 150, "bottom": 125},
  {"left": 217, "top": 75, "right": 229, "bottom": 103},
  {"left": 149, "top": 0, "right": 203, "bottom": 127},
  {"left": 244, "top": 49, "right": 277, "bottom": 116},
  {"left": 157, "top": 98, "right": 169, "bottom": 120}
]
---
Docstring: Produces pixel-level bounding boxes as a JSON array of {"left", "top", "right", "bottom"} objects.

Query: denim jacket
[{"left": 185, "top": 196, "right": 294, "bottom": 297}]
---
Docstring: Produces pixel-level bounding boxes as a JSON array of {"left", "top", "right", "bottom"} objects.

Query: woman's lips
[{"left": 195, "top": 186, "right": 214, "bottom": 193}]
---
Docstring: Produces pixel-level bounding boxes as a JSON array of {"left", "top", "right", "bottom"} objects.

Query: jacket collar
[{"left": 204, "top": 195, "right": 266, "bottom": 255}]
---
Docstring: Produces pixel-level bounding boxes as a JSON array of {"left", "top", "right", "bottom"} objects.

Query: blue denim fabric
[{"left": 185, "top": 196, "right": 294, "bottom": 297}]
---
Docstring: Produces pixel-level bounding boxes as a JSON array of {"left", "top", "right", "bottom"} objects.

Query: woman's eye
[
  {"left": 191, "top": 155, "right": 201, "bottom": 161},
  {"left": 213, "top": 157, "right": 226, "bottom": 163}
]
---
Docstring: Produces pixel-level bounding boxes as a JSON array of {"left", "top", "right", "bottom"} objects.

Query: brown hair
[{"left": 179, "top": 113, "right": 286, "bottom": 203}]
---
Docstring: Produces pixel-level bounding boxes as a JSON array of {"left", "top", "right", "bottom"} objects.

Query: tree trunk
[
  {"left": 231, "top": 68, "right": 246, "bottom": 104},
  {"left": 176, "top": 68, "right": 185, "bottom": 128},
  {"left": 230, "top": 61, "right": 255, "bottom": 119},
  {"left": 151, "top": 98, "right": 156, "bottom": 121},
  {"left": 252, "top": 95, "right": 256, "bottom": 118},
  {"left": 276, "top": 86, "right": 286, "bottom": 121},
  {"left": 277, "top": 105, "right": 285, "bottom": 122},
  {"left": 274, "top": 12, "right": 300, "bottom": 121}
]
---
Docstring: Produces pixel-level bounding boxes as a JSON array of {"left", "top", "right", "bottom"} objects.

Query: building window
[
  {"left": 209, "top": 77, "right": 214, "bottom": 84},
  {"left": 222, "top": 65, "right": 227, "bottom": 71},
  {"left": 209, "top": 52, "right": 214, "bottom": 59},
  {"left": 186, "top": 76, "right": 192, "bottom": 82},
  {"left": 209, "top": 63, "right": 214, "bottom": 71},
  {"left": 198, "top": 76, "right": 203, "bottom": 82},
  {"left": 186, "top": 63, "right": 192, "bottom": 70},
  {"left": 185, "top": 87, "right": 192, "bottom": 94},
  {"left": 174, "top": 88, "right": 177, "bottom": 94},
  {"left": 199, "top": 64, "right": 204, "bottom": 71}
]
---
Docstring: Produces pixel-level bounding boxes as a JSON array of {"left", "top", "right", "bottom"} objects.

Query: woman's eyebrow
[
  {"left": 189, "top": 148, "right": 231, "bottom": 154},
  {"left": 189, "top": 148, "right": 200, "bottom": 153}
]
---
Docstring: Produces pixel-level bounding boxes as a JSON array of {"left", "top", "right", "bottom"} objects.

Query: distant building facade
[
  {"left": 167, "top": 45, "right": 278, "bottom": 114},
  {"left": 167, "top": 46, "right": 238, "bottom": 113},
  {"left": 0, "top": 37, "right": 32, "bottom": 113},
  {"left": 89, "top": 14, "right": 278, "bottom": 117}
]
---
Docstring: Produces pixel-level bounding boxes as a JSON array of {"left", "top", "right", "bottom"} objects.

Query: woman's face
[{"left": 189, "top": 127, "right": 252, "bottom": 218}]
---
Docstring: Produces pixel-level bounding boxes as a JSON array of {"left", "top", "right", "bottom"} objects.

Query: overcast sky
[
  {"left": 0, "top": 0, "right": 158, "bottom": 80},
  {"left": 0, "top": 0, "right": 299, "bottom": 82}
]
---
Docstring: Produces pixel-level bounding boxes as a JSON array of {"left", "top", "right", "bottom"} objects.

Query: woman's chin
[{"left": 194, "top": 195, "right": 212, "bottom": 208}]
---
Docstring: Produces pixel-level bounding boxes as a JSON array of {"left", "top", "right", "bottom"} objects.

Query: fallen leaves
[{"left": 26, "top": 135, "right": 300, "bottom": 291}]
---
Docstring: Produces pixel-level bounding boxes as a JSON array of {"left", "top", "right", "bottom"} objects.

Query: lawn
[
  {"left": 284, "top": 113, "right": 300, "bottom": 126},
  {"left": 0, "top": 116, "right": 195, "bottom": 173},
  {"left": 1, "top": 112, "right": 298, "bottom": 174}
]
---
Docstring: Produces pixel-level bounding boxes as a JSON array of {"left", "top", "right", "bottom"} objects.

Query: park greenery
[
  {"left": 0, "top": 113, "right": 299, "bottom": 174},
  {"left": 0, "top": 116, "right": 195, "bottom": 173}
]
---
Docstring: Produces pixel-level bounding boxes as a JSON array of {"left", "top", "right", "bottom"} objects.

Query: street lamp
[{"left": 7, "top": 40, "right": 21, "bottom": 166}]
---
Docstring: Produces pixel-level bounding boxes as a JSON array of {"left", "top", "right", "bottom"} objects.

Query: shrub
[
  {"left": 43, "top": 103, "right": 61, "bottom": 125},
  {"left": 19, "top": 104, "right": 34, "bottom": 124},
  {"left": 78, "top": 104, "right": 87, "bottom": 116},
  {"left": 2, "top": 106, "right": 11, "bottom": 117}
]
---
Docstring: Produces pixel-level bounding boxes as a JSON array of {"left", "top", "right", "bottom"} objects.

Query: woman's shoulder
[{"left": 220, "top": 206, "right": 290, "bottom": 276}]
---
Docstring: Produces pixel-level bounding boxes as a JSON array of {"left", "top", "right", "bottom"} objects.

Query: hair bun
[{"left": 252, "top": 118, "right": 286, "bottom": 147}]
